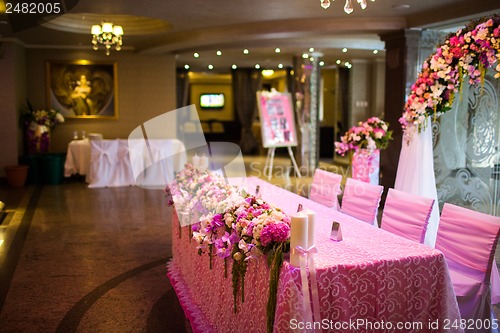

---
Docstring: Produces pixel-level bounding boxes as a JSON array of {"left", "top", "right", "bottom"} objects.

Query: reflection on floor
[{"left": 0, "top": 156, "right": 497, "bottom": 332}]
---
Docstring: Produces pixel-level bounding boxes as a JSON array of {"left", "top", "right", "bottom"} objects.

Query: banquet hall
[{"left": 1, "top": 0, "right": 500, "bottom": 332}]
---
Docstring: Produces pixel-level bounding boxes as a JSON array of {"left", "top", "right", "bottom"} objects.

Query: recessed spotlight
[
  {"left": 342, "top": 48, "right": 348, "bottom": 53},
  {"left": 275, "top": 48, "right": 281, "bottom": 53},
  {"left": 184, "top": 64, "right": 190, "bottom": 69},
  {"left": 373, "top": 50, "right": 379, "bottom": 54},
  {"left": 309, "top": 47, "right": 315, "bottom": 52},
  {"left": 309, "top": 57, "right": 314, "bottom": 62},
  {"left": 194, "top": 52, "right": 199, "bottom": 58},
  {"left": 302, "top": 53, "right": 309, "bottom": 59},
  {"left": 278, "top": 63, "right": 284, "bottom": 69},
  {"left": 255, "top": 64, "right": 261, "bottom": 69},
  {"left": 216, "top": 50, "right": 222, "bottom": 56},
  {"left": 336, "top": 60, "right": 341, "bottom": 65},
  {"left": 345, "top": 62, "right": 350, "bottom": 66},
  {"left": 243, "top": 49, "right": 249, "bottom": 54},
  {"left": 319, "top": 61, "right": 325, "bottom": 66},
  {"left": 232, "top": 64, "right": 238, "bottom": 69},
  {"left": 208, "top": 64, "right": 214, "bottom": 70}
]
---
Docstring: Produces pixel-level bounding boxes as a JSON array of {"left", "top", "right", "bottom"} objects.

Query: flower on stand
[
  {"left": 334, "top": 117, "right": 393, "bottom": 156},
  {"left": 20, "top": 101, "right": 65, "bottom": 154},
  {"left": 400, "top": 14, "right": 500, "bottom": 143}
]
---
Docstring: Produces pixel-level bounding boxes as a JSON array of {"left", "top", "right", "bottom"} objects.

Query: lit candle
[
  {"left": 304, "top": 209, "right": 316, "bottom": 248},
  {"left": 192, "top": 154, "right": 200, "bottom": 168},
  {"left": 290, "top": 212, "right": 308, "bottom": 267},
  {"left": 199, "top": 154, "right": 209, "bottom": 170}
]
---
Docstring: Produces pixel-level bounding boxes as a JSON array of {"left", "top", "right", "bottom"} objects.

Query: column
[{"left": 293, "top": 53, "right": 321, "bottom": 175}]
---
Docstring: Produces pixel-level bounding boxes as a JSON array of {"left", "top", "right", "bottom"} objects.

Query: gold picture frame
[{"left": 46, "top": 60, "right": 118, "bottom": 119}]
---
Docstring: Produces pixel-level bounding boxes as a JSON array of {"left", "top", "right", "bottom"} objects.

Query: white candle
[
  {"left": 192, "top": 154, "right": 200, "bottom": 168},
  {"left": 290, "top": 213, "right": 308, "bottom": 267},
  {"left": 304, "top": 209, "right": 315, "bottom": 248},
  {"left": 200, "top": 154, "right": 209, "bottom": 170}
]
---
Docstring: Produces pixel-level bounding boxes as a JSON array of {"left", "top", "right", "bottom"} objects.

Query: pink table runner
[{"left": 168, "top": 177, "right": 462, "bottom": 333}]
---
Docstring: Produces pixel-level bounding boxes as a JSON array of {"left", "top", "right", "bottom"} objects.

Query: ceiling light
[
  {"left": 216, "top": 50, "right": 222, "bottom": 56},
  {"left": 309, "top": 47, "right": 315, "bottom": 52},
  {"left": 232, "top": 64, "right": 238, "bottom": 69},
  {"left": 184, "top": 64, "right": 190, "bottom": 69},
  {"left": 319, "top": 61, "right": 325, "bottom": 66},
  {"left": 91, "top": 22, "right": 123, "bottom": 56},
  {"left": 208, "top": 64, "right": 214, "bottom": 70},
  {"left": 275, "top": 48, "right": 281, "bottom": 53},
  {"left": 278, "top": 63, "right": 284, "bottom": 69},
  {"left": 321, "top": 0, "right": 372, "bottom": 14},
  {"left": 342, "top": 48, "right": 348, "bottom": 53},
  {"left": 255, "top": 64, "right": 261, "bottom": 69},
  {"left": 243, "top": 49, "right": 249, "bottom": 54},
  {"left": 336, "top": 60, "right": 341, "bottom": 64},
  {"left": 302, "top": 53, "right": 309, "bottom": 59},
  {"left": 373, "top": 50, "right": 379, "bottom": 54},
  {"left": 309, "top": 57, "right": 314, "bottom": 61},
  {"left": 194, "top": 52, "right": 200, "bottom": 58},
  {"left": 392, "top": 4, "right": 410, "bottom": 10}
]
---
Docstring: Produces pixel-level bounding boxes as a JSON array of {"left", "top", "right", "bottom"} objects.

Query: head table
[{"left": 167, "top": 177, "right": 462, "bottom": 333}]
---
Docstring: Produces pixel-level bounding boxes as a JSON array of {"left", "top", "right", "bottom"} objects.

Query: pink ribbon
[{"left": 294, "top": 245, "right": 322, "bottom": 332}]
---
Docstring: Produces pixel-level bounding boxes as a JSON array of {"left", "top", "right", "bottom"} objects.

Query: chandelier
[
  {"left": 320, "top": 0, "right": 374, "bottom": 13},
  {"left": 91, "top": 22, "right": 124, "bottom": 56}
]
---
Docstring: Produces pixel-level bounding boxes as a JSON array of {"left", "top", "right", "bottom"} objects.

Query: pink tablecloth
[{"left": 168, "top": 177, "right": 462, "bottom": 333}]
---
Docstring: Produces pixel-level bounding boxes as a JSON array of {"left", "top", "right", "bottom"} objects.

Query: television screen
[{"left": 200, "top": 93, "right": 225, "bottom": 108}]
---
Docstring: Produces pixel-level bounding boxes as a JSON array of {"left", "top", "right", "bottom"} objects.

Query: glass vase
[
  {"left": 26, "top": 122, "right": 50, "bottom": 154},
  {"left": 351, "top": 149, "right": 380, "bottom": 185}
]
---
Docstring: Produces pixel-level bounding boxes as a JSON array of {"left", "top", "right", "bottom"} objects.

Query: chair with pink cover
[
  {"left": 435, "top": 203, "right": 500, "bottom": 330},
  {"left": 340, "top": 177, "right": 383, "bottom": 226},
  {"left": 380, "top": 188, "right": 435, "bottom": 243},
  {"left": 309, "top": 168, "right": 342, "bottom": 210}
]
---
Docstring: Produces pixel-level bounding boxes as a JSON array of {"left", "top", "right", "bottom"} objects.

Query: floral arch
[
  {"left": 395, "top": 14, "right": 500, "bottom": 247},
  {"left": 400, "top": 15, "right": 500, "bottom": 143}
]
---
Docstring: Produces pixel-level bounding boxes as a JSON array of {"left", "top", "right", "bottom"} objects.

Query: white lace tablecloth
[{"left": 168, "top": 177, "right": 462, "bottom": 333}]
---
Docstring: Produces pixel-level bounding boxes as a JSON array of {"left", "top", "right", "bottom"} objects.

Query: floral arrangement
[
  {"left": 334, "top": 116, "right": 392, "bottom": 156},
  {"left": 20, "top": 101, "right": 65, "bottom": 154},
  {"left": 400, "top": 14, "right": 500, "bottom": 143},
  {"left": 20, "top": 100, "right": 64, "bottom": 129},
  {"left": 165, "top": 166, "right": 291, "bottom": 333}
]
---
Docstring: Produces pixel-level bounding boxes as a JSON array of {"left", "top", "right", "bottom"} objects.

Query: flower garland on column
[{"left": 400, "top": 15, "right": 500, "bottom": 144}]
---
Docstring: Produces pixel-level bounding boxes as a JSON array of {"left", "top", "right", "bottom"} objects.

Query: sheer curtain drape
[
  {"left": 394, "top": 118, "right": 440, "bottom": 247},
  {"left": 232, "top": 68, "right": 262, "bottom": 154}
]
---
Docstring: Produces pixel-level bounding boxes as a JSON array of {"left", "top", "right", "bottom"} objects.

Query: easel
[{"left": 264, "top": 145, "right": 301, "bottom": 180}]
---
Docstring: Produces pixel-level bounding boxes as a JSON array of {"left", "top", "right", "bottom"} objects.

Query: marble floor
[{"left": 0, "top": 156, "right": 498, "bottom": 332}]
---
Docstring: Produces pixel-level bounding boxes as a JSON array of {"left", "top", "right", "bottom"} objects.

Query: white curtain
[{"left": 394, "top": 118, "right": 440, "bottom": 247}]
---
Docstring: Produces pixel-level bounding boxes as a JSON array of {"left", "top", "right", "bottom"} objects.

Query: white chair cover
[
  {"left": 435, "top": 203, "right": 500, "bottom": 327},
  {"left": 309, "top": 168, "right": 342, "bottom": 210},
  {"left": 110, "top": 140, "right": 136, "bottom": 187},
  {"left": 341, "top": 178, "right": 383, "bottom": 226},
  {"left": 381, "top": 188, "right": 435, "bottom": 243},
  {"left": 87, "top": 139, "right": 119, "bottom": 188},
  {"left": 135, "top": 139, "right": 187, "bottom": 189}
]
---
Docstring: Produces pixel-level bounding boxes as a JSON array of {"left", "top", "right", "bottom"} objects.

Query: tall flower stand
[{"left": 351, "top": 149, "right": 380, "bottom": 185}]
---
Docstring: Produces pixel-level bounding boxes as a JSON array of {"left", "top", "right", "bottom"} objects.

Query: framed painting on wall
[{"left": 46, "top": 60, "right": 118, "bottom": 119}]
